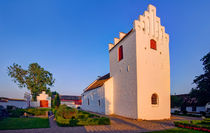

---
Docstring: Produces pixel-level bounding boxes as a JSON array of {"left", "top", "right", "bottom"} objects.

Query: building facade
[
  {"left": 82, "top": 4, "right": 170, "bottom": 120},
  {"left": 30, "top": 91, "right": 51, "bottom": 108}
]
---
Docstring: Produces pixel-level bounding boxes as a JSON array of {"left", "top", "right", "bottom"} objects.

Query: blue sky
[{"left": 0, "top": 0, "right": 210, "bottom": 98}]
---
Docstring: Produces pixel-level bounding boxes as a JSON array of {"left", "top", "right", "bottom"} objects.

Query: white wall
[
  {"left": 81, "top": 86, "right": 106, "bottom": 114},
  {"left": 36, "top": 91, "right": 51, "bottom": 108},
  {"left": 0, "top": 101, "right": 27, "bottom": 109},
  {"left": 104, "top": 77, "right": 114, "bottom": 115},
  {"left": 196, "top": 106, "right": 205, "bottom": 112},
  {"left": 109, "top": 31, "right": 138, "bottom": 119},
  {"left": 186, "top": 106, "right": 206, "bottom": 113},
  {"left": 186, "top": 107, "right": 192, "bottom": 112},
  {"left": 134, "top": 5, "right": 170, "bottom": 120}
]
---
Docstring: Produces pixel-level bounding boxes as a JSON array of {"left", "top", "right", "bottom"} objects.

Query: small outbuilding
[{"left": 30, "top": 91, "right": 51, "bottom": 108}]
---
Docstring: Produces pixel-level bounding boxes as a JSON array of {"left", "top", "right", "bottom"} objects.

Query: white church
[{"left": 81, "top": 4, "right": 170, "bottom": 120}]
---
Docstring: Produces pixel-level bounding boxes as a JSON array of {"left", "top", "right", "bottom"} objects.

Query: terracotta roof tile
[{"left": 84, "top": 73, "right": 110, "bottom": 92}]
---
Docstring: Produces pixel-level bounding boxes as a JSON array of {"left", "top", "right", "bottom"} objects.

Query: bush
[
  {"left": 56, "top": 105, "right": 76, "bottom": 119},
  {"left": 98, "top": 117, "right": 110, "bottom": 125},
  {"left": 201, "top": 118, "right": 210, "bottom": 125},
  {"left": 56, "top": 116, "right": 70, "bottom": 127},
  {"left": 55, "top": 105, "right": 111, "bottom": 127},
  {"left": 69, "top": 117, "right": 79, "bottom": 126},
  {"left": 8, "top": 108, "right": 24, "bottom": 117},
  {"left": 200, "top": 111, "right": 206, "bottom": 116},
  {"left": 174, "top": 120, "right": 210, "bottom": 130},
  {"left": 25, "top": 108, "right": 47, "bottom": 116},
  {"left": 182, "top": 110, "right": 187, "bottom": 115}
]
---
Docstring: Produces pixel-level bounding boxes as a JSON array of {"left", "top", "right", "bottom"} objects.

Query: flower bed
[
  {"left": 54, "top": 105, "right": 110, "bottom": 127},
  {"left": 174, "top": 119, "right": 210, "bottom": 132}
]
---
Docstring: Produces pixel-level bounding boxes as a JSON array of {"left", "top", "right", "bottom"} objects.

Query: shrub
[
  {"left": 98, "top": 117, "right": 110, "bottom": 125},
  {"left": 55, "top": 105, "right": 111, "bottom": 127},
  {"left": 56, "top": 105, "right": 76, "bottom": 119},
  {"left": 8, "top": 108, "right": 24, "bottom": 117},
  {"left": 201, "top": 118, "right": 210, "bottom": 125},
  {"left": 182, "top": 110, "right": 187, "bottom": 115},
  {"left": 87, "top": 118, "right": 100, "bottom": 125},
  {"left": 25, "top": 108, "right": 47, "bottom": 116},
  {"left": 77, "top": 114, "right": 87, "bottom": 120},
  {"left": 174, "top": 120, "right": 210, "bottom": 131},
  {"left": 69, "top": 117, "right": 79, "bottom": 126},
  {"left": 56, "top": 116, "right": 70, "bottom": 127}
]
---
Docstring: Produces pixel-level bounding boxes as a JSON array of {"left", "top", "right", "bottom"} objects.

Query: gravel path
[{"left": 0, "top": 115, "right": 202, "bottom": 133}]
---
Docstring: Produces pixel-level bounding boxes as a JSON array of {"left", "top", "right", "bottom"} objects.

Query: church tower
[{"left": 109, "top": 4, "right": 170, "bottom": 120}]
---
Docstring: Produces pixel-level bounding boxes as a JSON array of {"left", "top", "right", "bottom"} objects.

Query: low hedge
[
  {"left": 25, "top": 108, "right": 49, "bottom": 116},
  {"left": 56, "top": 116, "right": 71, "bottom": 127},
  {"left": 201, "top": 118, "right": 210, "bottom": 125},
  {"left": 54, "top": 105, "right": 110, "bottom": 127},
  {"left": 174, "top": 120, "right": 210, "bottom": 132}
]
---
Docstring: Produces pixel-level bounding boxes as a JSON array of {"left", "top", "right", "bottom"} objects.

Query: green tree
[
  {"left": 171, "top": 95, "right": 183, "bottom": 108},
  {"left": 8, "top": 63, "right": 55, "bottom": 101},
  {"left": 53, "top": 93, "right": 60, "bottom": 108},
  {"left": 190, "top": 52, "right": 210, "bottom": 105}
]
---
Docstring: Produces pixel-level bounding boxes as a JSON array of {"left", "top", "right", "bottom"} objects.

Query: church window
[
  {"left": 150, "top": 39, "right": 157, "bottom": 50},
  {"left": 118, "top": 45, "right": 123, "bottom": 61},
  {"left": 88, "top": 98, "right": 89, "bottom": 105},
  {"left": 98, "top": 100, "right": 100, "bottom": 106},
  {"left": 151, "top": 93, "right": 158, "bottom": 105}
]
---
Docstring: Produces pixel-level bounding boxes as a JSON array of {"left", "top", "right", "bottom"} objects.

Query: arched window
[
  {"left": 150, "top": 39, "right": 157, "bottom": 50},
  {"left": 151, "top": 93, "right": 158, "bottom": 105},
  {"left": 88, "top": 98, "right": 89, "bottom": 105}
]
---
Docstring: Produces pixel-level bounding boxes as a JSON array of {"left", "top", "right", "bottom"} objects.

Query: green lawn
[
  {"left": 0, "top": 117, "right": 49, "bottom": 130},
  {"left": 146, "top": 128, "right": 204, "bottom": 133}
]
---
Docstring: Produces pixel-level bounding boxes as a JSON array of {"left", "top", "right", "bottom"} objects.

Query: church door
[{"left": 40, "top": 100, "right": 48, "bottom": 107}]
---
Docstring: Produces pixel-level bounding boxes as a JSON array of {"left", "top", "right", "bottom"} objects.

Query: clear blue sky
[{"left": 0, "top": 0, "right": 210, "bottom": 99}]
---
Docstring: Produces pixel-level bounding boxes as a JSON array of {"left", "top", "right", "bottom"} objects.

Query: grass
[
  {"left": 146, "top": 127, "right": 204, "bottom": 133},
  {"left": 0, "top": 117, "right": 49, "bottom": 130}
]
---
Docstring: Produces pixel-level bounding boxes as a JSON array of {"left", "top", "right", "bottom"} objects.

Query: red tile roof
[{"left": 84, "top": 73, "right": 110, "bottom": 92}]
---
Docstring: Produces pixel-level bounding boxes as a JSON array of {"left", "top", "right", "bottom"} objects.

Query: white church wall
[
  {"left": 104, "top": 77, "right": 114, "bottom": 115},
  {"left": 109, "top": 31, "right": 138, "bottom": 119},
  {"left": 81, "top": 86, "right": 106, "bottom": 114},
  {"left": 134, "top": 4, "right": 170, "bottom": 120}
]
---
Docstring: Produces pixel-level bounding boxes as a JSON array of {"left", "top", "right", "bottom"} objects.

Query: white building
[
  {"left": 30, "top": 91, "right": 51, "bottom": 108},
  {"left": 81, "top": 4, "right": 170, "bottom": 120}
]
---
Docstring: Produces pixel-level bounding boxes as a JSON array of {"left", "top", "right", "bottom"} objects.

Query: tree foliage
[
  {"left": 53, "top": 93, "right": 60, "bottom": 108},
  {"left": 8, "top": 63, "right": 55, "bottom": 101},
  {"left": 190, "top": 52, "right": 210, "bottom": 106},
  {"left": 171, "top": 95, "right": 183, "bottom": 108}
]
